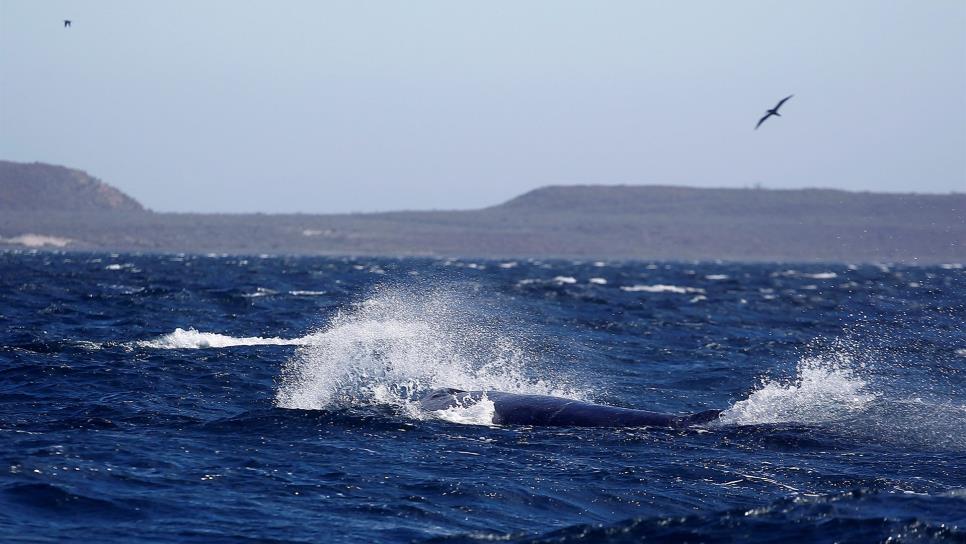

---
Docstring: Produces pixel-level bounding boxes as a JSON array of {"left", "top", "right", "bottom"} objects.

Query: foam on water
[
  {"left": 772, "top": 270, "right": 839, "bottom": 279},
  {"left": 803, "top": 272, "right": 838, "bottom": 279},
  {"left": 274, "top": 286, "right": 582, "bottom": 417},
  {"left": 137, "top": 327, "right": 306, "bottom": 349},
  {"left": 621, "top": 284, "right": 705, "bottom": 294}
]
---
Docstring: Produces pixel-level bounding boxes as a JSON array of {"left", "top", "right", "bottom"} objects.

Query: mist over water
[{"left": 2, "top": 253, "right": 964, "bottom": 542}]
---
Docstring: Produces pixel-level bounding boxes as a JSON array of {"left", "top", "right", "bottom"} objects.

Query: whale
[{"left": 420, "top": 388, "right": 722, "bottom": 428}]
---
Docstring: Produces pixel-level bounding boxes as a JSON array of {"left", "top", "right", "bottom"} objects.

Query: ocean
[{"left": 1, "top": 252, "right": 964, "bottom": 543}]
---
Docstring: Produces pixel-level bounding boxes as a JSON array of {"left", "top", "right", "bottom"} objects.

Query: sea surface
[{"left": 1, "top": 252, "right": 964, "bottom": 543}]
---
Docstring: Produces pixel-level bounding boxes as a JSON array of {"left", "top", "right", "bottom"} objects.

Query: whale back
[{"left": 419, "top": 389, "right": 721, "bottom": 428}]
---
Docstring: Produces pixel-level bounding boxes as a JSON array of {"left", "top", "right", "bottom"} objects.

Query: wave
[
  {"left": 241, "top": 287, "right": 278, "bottom": 298},
  {"left": 289, "top": 290, "right": 326, "bottom": 296},
  {"left": 772, "top": 270, "right": 838, "bottom": 279},
  {"left": 620, "top": 284, "right": 705, "bottom": 294},
  {"left": 0, "top": 482, "right": 144, "bottom": 520},
  {"left": 136, "top": 328, "right": 307, "bottom": 349},
  {"left": 470, "top": 489, "right": 964, "bottom": 543},
  {"left": 803, "top": 272, "right": 837, "bottom": 279}
]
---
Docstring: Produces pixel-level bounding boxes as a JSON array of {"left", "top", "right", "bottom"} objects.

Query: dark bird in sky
[
  {"left": 64, "top": 20, "right": 71, "bottom": 28},
  {"left": 755, "top": 94, "right": 793, "bottom": 130}
]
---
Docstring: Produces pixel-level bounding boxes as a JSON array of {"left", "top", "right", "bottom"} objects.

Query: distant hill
[
  {"left": 479, "top": 185, "right": 965, "bottom": 262},
  {"left": 0, "top": 161, "right": 144, "bottom": 212},
  {"left": 1, "top": 161, "right": 963, "bottom": 262},
  {"left": 498, "top": 185, "right": 960, "bottom": 222}
]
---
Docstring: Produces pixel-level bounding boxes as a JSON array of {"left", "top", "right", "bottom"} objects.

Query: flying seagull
[
  {"left": 755, "top": 94, "right": 793, "bottom": 130},
  {"left": 64, "top": 20, "right": 71, "bottom": 28}
]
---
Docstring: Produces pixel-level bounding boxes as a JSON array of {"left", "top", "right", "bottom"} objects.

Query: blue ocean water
[{"left": 1, "top": 252, "right": 964, "bottom": 543}]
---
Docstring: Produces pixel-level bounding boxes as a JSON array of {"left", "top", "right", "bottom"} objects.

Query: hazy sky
[{"left": 1, "top": 1, "right": 964, "bottom": 213}]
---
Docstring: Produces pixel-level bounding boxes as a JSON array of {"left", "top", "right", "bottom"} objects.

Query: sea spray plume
[
  {"left": 274, "top": 284, "right": 583, "bottom": 413},
  {"left": 718, "top": 346, "right": 876, "bottom": 426},
  {"left": 719, "top": 335, "right": 966, "bottom": 450}
]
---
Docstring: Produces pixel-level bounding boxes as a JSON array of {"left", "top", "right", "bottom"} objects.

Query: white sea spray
[{"left": 274, "top": 285, "right": 584, "bottom": 421}]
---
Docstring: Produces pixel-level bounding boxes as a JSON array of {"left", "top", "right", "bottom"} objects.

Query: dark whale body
[{"left": 420, "top": 388, "right": 722, "bottom": 428}]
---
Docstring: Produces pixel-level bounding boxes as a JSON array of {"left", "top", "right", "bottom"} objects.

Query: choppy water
[{"left": 1, "top": 252, "right": 964, "bottom": 543}]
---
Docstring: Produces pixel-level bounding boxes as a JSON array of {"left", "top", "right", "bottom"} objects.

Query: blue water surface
[{"left": 1, "top": 252, "right": 964, "bottom": 543}]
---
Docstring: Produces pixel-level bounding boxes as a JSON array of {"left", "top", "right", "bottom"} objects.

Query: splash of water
[
  {"left": 719, "top": 337, "right": 966, "bottom": 450},
  {"left": 274, "top": 286, "right": 581, "bottom": 416},
  {"left": 719, "top": 350, "right": 876, "bottom": 425},
  {"left": 430, "top": 394, "right": 498, "bottom": 426}
]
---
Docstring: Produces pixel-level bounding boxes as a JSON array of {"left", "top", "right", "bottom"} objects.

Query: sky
[{"left": 1, "top": 1, "right": 964, "bottom": 213}]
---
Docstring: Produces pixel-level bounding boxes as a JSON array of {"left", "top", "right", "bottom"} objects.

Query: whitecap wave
[
  {"left": 772, "top": 270, "right": 838, "bottom": 279},
  {"left": 621, "top": 284, "right": 705, "bottom": 294},
  {"left": 242, "top": 288, "right": 278, "bottom": 298},
  {"left": 137, "top": 328, "right": 306, "bottom": 349}
]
